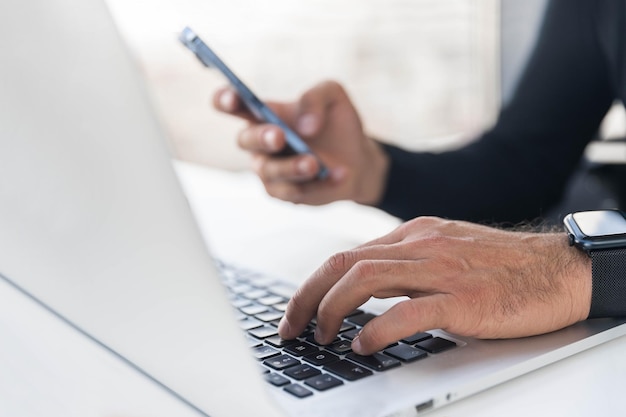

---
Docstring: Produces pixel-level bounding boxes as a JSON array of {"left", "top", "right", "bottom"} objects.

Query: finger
[
  {"left": 238, "top": 125, "right": 286, "bottom": 153},
  {"left": 296, "top": 80, "right": 348, "bottom": 137},
  {"left": 314, "top": 259, "right": 442, "bottom": 344},
  {"left": 352, "top": 296, "right": 450, "bottom": 355},
  {"left": 254, "top": 154, "right": 320, "bottom": 183},
  {"left": 260, "top": 166, "right": 348, "bottom": 205},
  {"left": 278, "top": 249, "right": 366, "bottom": 340},
  {"left": 278, "top": 235, "right": 453, "bottom": 341},
  {"left": 212, "top": 87, "right": 257, "bottom": 122}
]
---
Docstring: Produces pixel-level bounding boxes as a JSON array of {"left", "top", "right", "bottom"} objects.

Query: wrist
[
  {"left": 352, "top": 138, "right": 389, "bottom": 206},
  {"left": 527, "top": 232, "right": 592, "bottom": 323},
  {"left": 555, "top": 233, "right": 593, "bottom": 321}
]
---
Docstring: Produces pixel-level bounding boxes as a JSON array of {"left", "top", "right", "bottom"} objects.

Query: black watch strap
[{"left": 589, "top": 248, "right": 626, "bottom": 318}]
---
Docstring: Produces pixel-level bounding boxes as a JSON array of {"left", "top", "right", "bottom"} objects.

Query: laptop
[{"left": 1, "top": 0, "right": 626, "bottom": 416}]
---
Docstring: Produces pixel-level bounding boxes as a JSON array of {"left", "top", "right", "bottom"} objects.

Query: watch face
[{"left": 572, "top": 210, "right": 626, "bottom": 238}]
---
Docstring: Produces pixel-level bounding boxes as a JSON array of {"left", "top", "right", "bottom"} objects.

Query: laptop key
[
  {"left": 340, "top": 328, "right": 360, "bottom": 340},
  {"left": 252, "top": 345, "right": 280, "bottom": 360},
  {"left": 265, "top": 373, "right": 290, "bottom": 387},
  {"left": 240, "top": 317, "right": 264, "bottom": 331},
  {"left": 265, "top": 335, "right": 299, "bottom": 348},
  {"left": 257, "top": 295, "right": 285, "bottom": 306},
  {"left": 400, "top": 332, "right": 432, "bottom": 344},
  {"left": 248, "top": 325, "right": 279, "bottom": 339},
  {"left": 305, "top": 374, "right": 344, "bottom": 391},
  {"left": 324, "top": 360, "right": 373, "bottom": 381},
  {"left": 264, "top": 354, "right": 300, "bottom": 370},
  {"left": 284, "top": 342, "right": 319, "bottom": 357},
  {"left": 284, "top": 364, "right": 322, "bottom": 380},
  {"left": 346, "top": 312, "right": 377, "bottom": 327},
  {"left": 415, "top": 337, "right": 457, "bottom": 353},
  {"left": 327, "top": 340, "right": 353, "bottom": 355},
  {"left": 283, "top": 384, "right": 313, "bottom": 398},
  {"left": 255, "top": 311, "right": 284, "bottom": 322},
  {"left": 303, "top": 351, "right": 340, "bottom": 366},
  {"left": 346, "top": 352, "right": 401, "bottom": 371},
  {"left": 384, "top": 344, "right": 428, "bottom": 362},
  {"left": 240, "top": 304, "right": 269, "bottom": 316}
]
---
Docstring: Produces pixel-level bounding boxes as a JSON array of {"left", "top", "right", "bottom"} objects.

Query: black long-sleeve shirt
[{"left": 378, "top": 0, "right": 623, "bottom": 224}]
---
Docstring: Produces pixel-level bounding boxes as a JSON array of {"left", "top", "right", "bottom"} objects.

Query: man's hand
[
  {"left": 213, "top": 80, "right": 389, "bottom": 206},
  {"left": 278, "top": 217, "right": 592, "bottom": 355}
]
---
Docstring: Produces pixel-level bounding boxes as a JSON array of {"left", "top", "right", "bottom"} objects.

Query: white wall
[{"left": 107, "top": 0, "right": 500, "bottom": 169}]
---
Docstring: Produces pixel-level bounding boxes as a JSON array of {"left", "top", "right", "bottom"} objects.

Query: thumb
[{"left": 296, "top": 80, "right": 347, "bottom": 137}]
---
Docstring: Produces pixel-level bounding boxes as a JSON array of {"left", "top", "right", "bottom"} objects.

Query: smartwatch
[{"left": 564, "top": 209, "right": 626, "bottom": 318}]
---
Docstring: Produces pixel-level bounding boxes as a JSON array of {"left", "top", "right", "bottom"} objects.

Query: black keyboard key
[
  {"left": 415, "top": 337, "right": 457, "bottom": 353},
  {"left": 338, "top": 321, "right": 356, "bottom": 333},
  {"left": 247, "top": 336, "right": 263, "bottom": 348},
  {"left": 346, "top": 312, "right": 377, "bottom": 326},
  {"left": 255, "top": 311, "right": 284, "bottom": 322},
  {"left": 324, "top": 360, "right": 373, "bottom": 381},
  {"left": 284, "top": 384, "right": 313, "bottom": 398},
  {"left": 303, "top": 351, "right": 340, "bottom": 366},
  {"left": 284, "top": 342, "right": 319, "bottom": 357},
  {"left": 240, "top": 317, "right": 263, "bottom": 331},
  {"left": 264, "top": 354, "right": 300, "bottom": 370},
  {"left": 384, "top": 344, "right": 428, "bottom": 362},
  {"left": 305, "top": 374, "right": 344, "bottom": 391},
  {"left": 241, "top": 304, "right": 269, "bottom": 316},
  {"left": 265, "top": 373, "right": 290, "bottom": 387},
  {"left": 346, "top": 352, "right": 401, "bottom": 371},
  {"left": 327, "top": 340, "right": 353, "bottom": 355},
  {"left": 340, "top": 328, "right": 360, "bottom": 340},
  {"left": 265, "top": 335, "right": 299, "bottom": 348},
  {"left": 401, "top": 332, "right": 432, "bottom": 344},
  {"left": 249, "top": 325, "right": 279, "bottom": 339},
  {"left": 231, "top": 297, "right": 252, "bottom": 308},
  {"left": 257, "top": 295, "right": 285, "bottom": 306},
  {"left": 252, "top": 345, "right": 280, "bottom": 360},
  {"left": 284, "top": 364, "right": 322, "bottom": 380}
]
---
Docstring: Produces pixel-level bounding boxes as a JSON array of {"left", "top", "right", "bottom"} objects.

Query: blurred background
[
  {"left": 105, "top": 0, "right": 506, "bottom": 170},
  {"left": 105, "top": 0, "right": 626, "bottom": 175}
]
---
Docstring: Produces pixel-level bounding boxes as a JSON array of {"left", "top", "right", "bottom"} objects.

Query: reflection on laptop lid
[{"left": 2, "top": 0, "right": 626, "bottom": 416}]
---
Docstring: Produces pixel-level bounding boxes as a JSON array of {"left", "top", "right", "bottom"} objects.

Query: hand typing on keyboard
[{"left": 277, "top": 216, "right": 591, "bottom": 356}]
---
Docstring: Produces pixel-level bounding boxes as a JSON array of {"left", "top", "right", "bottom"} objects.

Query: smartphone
[{"left": 179, "top": 27, "right": 329, "bottom": 180}]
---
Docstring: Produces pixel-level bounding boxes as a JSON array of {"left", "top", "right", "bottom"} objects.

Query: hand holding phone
[{"left": 179, "top": 27, "right": 329, "bottom": 180}]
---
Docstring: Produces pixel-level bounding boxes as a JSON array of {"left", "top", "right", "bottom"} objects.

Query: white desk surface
[{"left": 2, "top": 161, "right": 625, "bottom": 417}]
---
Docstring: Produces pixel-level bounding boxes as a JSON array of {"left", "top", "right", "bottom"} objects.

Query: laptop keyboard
[{"left": 217, "top": 261, "right": 458, "bottom": 399}]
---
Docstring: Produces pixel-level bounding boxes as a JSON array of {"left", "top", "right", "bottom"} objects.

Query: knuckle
[
  {"left": 320, "top": 79, "right": 343, "bottom": 94},
  {"left": 350, "top": 259, "right": 378, "bottom": 283},
  {"left": 324, "top": 250, "right": 358, "bottom": 276},
  {"left": 394, "top": 301, "right": 424, "bottom": 328},
  {"left": 236, "top": 128, "right": 251, "bottom": 149}
]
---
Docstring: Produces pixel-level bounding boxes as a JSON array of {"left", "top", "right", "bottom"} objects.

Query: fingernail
[
  {"left": 219, "top": 90, "right": 236, "bottom": 111},
  {"left": 352, "top": 332, "right": 364, "bottom": 354},
  {"left": 297, "top": 157, "right": 314, "bottom": 175},
  {"left": 263, "top": 129, "right": 280, "bottom": 150},
  {"left": 297, "top": 114, "right": 318, "bottom": 136}
]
